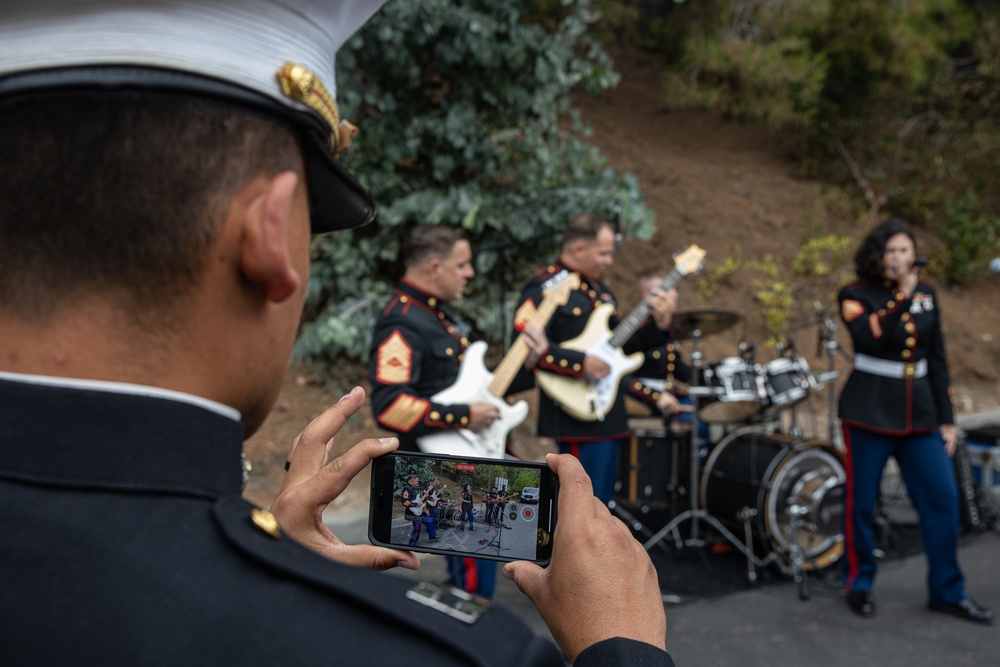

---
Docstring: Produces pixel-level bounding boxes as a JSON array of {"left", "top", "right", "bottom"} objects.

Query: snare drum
[
  {"left": 701, "top": 426, "right": 845, "bottom": 570},
  {"left": 761, "top": 355, "right": 812, "bottom": 413},
  {"left": 698, "top": 357, "right": 765, "bottom": 423}
]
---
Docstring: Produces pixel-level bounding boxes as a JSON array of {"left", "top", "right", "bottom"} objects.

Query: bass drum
[{"left": 700, "top": 427, "right": 846, "bottom": 570}]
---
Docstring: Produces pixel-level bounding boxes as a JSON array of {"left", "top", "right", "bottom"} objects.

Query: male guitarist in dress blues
[
  {"left": 369, "top": 224, "right": 547, "bottom": 599},
  {"left": 513, "top": 214, "right": 679, "bottom": 504},
  {"left": 369, "top": 225, "right": 547, "bottom": 453},
  {"left": 402, "top": 475, "right": 438, "bottom": 546}
]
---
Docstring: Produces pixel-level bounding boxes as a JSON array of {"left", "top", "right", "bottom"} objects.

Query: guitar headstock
[
  {"left": 541, "top": 270, "right": 582, "bottom": 305},
  {"left": 672, "top": 245, "right": 707, "bottom": 276}
]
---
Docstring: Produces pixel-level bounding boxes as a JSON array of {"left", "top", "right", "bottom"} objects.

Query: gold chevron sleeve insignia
[
  {"left": 513, "top": 300, "right": 538, "bottom": 331},
  {"left": 378, "top": 394, "right": 430, "bottom": 433},
  {"left": 376, "top": 331, "right": 412, "bottom": 384},
  {"left": 841, "top": 299, "right": 864, "bottom": 323}
]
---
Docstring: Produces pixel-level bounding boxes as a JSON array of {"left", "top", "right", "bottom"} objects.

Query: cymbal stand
[
  {"left": 643, "top": 328, "right": 770, "bottom": 579},
  {"left": 812, "top": 313, "right": 844, "bottom": 446}
]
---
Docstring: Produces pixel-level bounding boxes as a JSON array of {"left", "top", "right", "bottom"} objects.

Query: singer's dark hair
[{"left": 854, "top": 217, "right": 917, "bottom": 282}]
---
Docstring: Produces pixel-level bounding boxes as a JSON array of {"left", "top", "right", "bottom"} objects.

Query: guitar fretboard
[
  {"left": 609, "top": 267, "right": 684, "bottom": 348},
  {"left": 489, "top": 287, "right": 569, "bottom": 397}
]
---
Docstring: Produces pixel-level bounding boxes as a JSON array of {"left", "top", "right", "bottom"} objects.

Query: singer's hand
[{"left": 898, "top": 265, "right": 919, "bottom": 297}]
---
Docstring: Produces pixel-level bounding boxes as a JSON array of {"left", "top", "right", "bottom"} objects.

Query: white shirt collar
[{"left": 0, "top": 371, "right": 241, "bottom": 422}]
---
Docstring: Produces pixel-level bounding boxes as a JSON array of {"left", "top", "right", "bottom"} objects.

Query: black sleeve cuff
[{"left": 574, "top": 638, "right": 674, "bottom": 667}]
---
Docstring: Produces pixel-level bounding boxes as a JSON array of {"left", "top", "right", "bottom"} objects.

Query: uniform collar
[
  {"left": 0, "top": 374, "right": 246, "bottom": 498},
  {"left": 396, "top": 279, "right": 444, "bottom": 311}
]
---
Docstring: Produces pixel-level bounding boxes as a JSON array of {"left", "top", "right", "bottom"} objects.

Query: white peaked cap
[{"left": 0, "top": 0, "right": 389, "bottom": 232}]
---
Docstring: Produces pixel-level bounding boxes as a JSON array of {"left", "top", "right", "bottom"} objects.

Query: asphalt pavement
[{"left": 327, "top": 505, "right": 1000, "bottom": 666}]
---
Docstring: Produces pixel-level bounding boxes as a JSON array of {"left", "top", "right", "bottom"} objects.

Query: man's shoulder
[{"left": 522, "top": 263, "right": 565, "bottom": 289}]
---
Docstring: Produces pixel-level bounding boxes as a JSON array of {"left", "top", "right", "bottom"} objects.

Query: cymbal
[{"left": 670, "top": 309, "right": 742, "bottom": 339}]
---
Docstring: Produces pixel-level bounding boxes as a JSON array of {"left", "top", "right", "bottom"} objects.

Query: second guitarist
[{"left": 512, "top": 214, "right": 678, "bottom": 504}]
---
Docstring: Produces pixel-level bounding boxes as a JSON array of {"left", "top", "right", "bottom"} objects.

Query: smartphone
[{"left": 369, "top": 450, "right": 558, "bottom": 565}]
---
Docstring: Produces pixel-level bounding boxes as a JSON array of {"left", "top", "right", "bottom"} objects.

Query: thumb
[{"left": 502, "top": 560, "right": 545, "bottom": 598}]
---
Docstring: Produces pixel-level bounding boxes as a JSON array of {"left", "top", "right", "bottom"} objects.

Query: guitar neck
[
  {"left": 489, "top": 291, "right": 566, "bottom": 397},
  {"left": 609, "top": 267, "right": 684, "bottom": 348}
]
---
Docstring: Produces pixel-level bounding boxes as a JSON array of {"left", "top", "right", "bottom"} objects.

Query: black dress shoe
[
  {"left": 848, "top": 590, "right": 876, "bottom": 618},
  {"left": 928, "top": 598, "right": 994, "bottom": 624}
]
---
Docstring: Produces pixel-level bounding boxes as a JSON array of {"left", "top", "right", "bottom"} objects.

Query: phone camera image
[{"left": 369, "top": 452, "right": 557, "bottom": 565}]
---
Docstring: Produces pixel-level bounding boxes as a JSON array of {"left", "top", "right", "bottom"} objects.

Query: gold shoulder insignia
[
  {"left": 841, "top": 299, "right": 864, "bottom": 323},
  {"left": 379, "top": 394, "right": 430, "bottom": 433},
  {"left": 376, "top": 330, "right": 412, "bottom": 384},
  {"left": 513, "top": 300, "right": 538, "bottom": 331}
]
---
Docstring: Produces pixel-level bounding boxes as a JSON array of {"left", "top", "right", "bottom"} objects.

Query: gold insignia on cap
[
  {"left": 251, "top": 508, "right": 281, "bottom": 539},
  {"left": 514, "top": 300, "right": 538, "bottom": 330},
  {"left": 276, "top": 62, "right": 344, "bottom": 154},
  {"left": 376, "top": 331, "right": 412, "bottom": 384}
]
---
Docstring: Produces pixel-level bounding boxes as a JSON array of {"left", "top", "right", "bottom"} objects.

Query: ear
[{"left": 238, "top": 171, "right": 302, "bottom": 303}]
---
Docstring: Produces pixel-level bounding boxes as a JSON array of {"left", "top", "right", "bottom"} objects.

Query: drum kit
[{"left": 614, "top": 307, "right": 847, "bottom": 597}]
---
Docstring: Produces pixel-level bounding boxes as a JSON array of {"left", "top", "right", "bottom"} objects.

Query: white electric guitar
[
  {"left": 417, "top": 272, "right": 580, "bottom": 458},
  {"left": 536, "top": 245, "right": 706, "bottom": 422}
]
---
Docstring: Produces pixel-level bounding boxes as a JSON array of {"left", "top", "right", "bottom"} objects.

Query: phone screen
[{"left": 369, "top": 451, "right": 557, "bottom": 565}]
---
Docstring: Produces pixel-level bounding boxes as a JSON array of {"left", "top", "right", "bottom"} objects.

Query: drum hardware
[
  {"left": 612, "top": 417, "right": 691, "bottom": 548},
  {"left": 784, "top": 503, "right": 810, "bottom": 600},
  {"left": 643, "top": 322, "right": 772, "bottom": 577},
  {"left": 735, "top": 507, "right": 761, "bottom": 583},
  {"left": 814, "top": 303, "right": 848, "bottom": 445}
]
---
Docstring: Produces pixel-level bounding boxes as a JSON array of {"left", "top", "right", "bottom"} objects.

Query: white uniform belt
[{"left": 854, "top": 354, "right": 927, "bottom": 380}]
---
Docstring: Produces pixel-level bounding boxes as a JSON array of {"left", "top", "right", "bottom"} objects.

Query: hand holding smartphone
[{"left": 369, "top": 451, "right": 557, "bottom": 565}]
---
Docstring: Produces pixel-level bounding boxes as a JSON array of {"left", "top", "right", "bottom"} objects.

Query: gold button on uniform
[
  {"left": 887, "top": 300, "right": 896, "bottom": 309},
  {"left": 572, "top": 363, "right": 582, "bottom": 372},
  {"left": 904, "top": 323, "right": 915, "bottom": 333},
  {"left": 430, "top": 411, "right": 440, "bottom": 420},
  {"left": 460, "top": 416, "right": 469, "bottom": 426},
  {"left": 559, "top": 359, "right": 568, "bottom": 368},
  {"left": 905, "top": 337, "right": 916, "bottom": 348},
  {"left": 445, "top": 414, "right": 454, "bottom": 423},
  {"left": 428, "top": 297, "right": 437, "bottom": 307},
  {"left": 572, "top": 307, "right": 582, "bottom": 316},
  {"left": 445, "top": 348, "right": 454, "bottom": 356},
  {"left": 400, "top": 296, "right": 409, "bottom": 303},
  {"left": 652, "top": 350, "right": 662, "bottom": 359},
  {"left": 545, "top": 355, "right": 554, "bottom": 363},
  {"left": 902, "top": 313, "right": 911, "bottom": 322},
  {"left": 251, "top": 508, "right": 281, "bottom": 539},
  {"left": 901, "top": 350, "right": 912, "bottom": 360}
]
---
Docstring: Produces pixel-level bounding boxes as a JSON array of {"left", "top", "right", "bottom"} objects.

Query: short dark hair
[
  {"left": 854, "top": 217, "right": 917, "bottom": 282},
  {"left": 0, "top": 88, "right": 302, "bottom": 327},
  {"left": 402, "top": 225, "right": 468, "bottom": 269},
  {"left": 562, "top": 213, "right": 613, "bottom": 247}
]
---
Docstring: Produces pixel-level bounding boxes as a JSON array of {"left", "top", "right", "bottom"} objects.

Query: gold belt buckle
[{"left": 903, "top": 362, "right": 916, "bottom": 379}]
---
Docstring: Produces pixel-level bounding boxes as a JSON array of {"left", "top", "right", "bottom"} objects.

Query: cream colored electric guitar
[{"left": 536, "top": 245, "right": 706, "bottom": 422}]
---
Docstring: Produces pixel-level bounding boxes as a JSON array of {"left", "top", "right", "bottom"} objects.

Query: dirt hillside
[{"left": 243, "top": 47, "right": 1000, "bottom": 510}]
